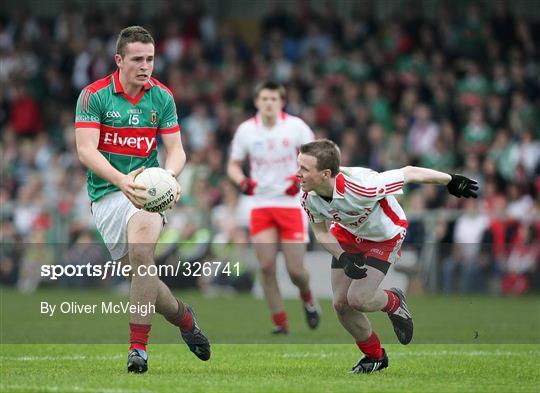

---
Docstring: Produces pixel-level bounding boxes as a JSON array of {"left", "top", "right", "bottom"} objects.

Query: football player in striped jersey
[{"left": 297, "top": 139, "right": 477, "bottom": 373}]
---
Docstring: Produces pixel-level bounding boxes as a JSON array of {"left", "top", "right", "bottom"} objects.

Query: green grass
[
  {"left": 1, "top": 288, "right": 539, "bottom": 392},
  {"left": 1, "top": 288, "right": 539, "bottom": 344},
  {"left": 1, "top": 344, "right": 538, "bottom": 393}
]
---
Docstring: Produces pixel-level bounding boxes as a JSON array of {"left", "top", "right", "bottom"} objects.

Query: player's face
[
  {"left": 255, "top": 89, "right": 283, "bottom": 119},
  {"left": 115, "top": 42, "right": 155, "bottom": 89},
  {"left": 296, "top": 153, "right": 326, "bottom": 192}
]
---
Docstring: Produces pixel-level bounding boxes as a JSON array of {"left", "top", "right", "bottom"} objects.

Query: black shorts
[{"left": 331, "top": 254, "right": 390, "bottom": 274}]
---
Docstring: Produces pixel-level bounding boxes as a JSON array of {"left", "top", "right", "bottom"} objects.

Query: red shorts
[
  {"left": 250, "top": 207, "right": 308, "bottom": 242},
  {"left": 330, "top": 224, "right": 406, "bottom": 264}
]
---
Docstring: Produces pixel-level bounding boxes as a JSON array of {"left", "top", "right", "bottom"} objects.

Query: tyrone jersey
[
  {"left": 75, "top": 70, "right": 180, "bottom": 201},
  {"left": 230, "top": 112, "right": 314, "bottom": 208},
  {"left": 302, "top": 167, "right": 408, "bottom": 242}
]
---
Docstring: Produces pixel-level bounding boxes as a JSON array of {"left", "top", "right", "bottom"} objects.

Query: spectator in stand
[
  {"left": 407, "top": 104, "right": 439, "bottom": 158},
  {"left": 8, "top": 84, "right": 42, "bottom": 138},
  {"left": 462, "top": 108, "right": 493, "bottom": 156},
  {"left": 442, "top": 199, "right": 490, "bottom": 293},
  {"left": 0, "top": 1, "right": 538, "bottom": 294},
  {"left": 501, "top": 224, "right": 539, "bottom": 295}
]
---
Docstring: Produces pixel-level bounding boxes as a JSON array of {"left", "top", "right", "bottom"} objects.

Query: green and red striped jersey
[{"left": 75, "top": 70, "right": 180, "bottom": 201}]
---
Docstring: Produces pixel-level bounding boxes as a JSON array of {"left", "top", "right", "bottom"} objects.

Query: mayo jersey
[
  {"left": 302, "top": 167, "right": 408, "bottom": 241},
  {"left": 230, "top": 112, "right": 314, "bottom": 208},
  {"left": 75, "top": 70, "right": 180, "bottom": 202}
]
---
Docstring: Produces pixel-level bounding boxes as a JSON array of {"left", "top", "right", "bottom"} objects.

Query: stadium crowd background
[{"left": 0, "top": 0, "right": 539, "bottom": 295}]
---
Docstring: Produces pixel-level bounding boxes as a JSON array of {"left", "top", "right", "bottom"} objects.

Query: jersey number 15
[{"left": 128, "top": 114, "right": 140, "bottom": 125}]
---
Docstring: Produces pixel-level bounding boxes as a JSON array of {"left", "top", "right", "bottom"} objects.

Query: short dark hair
[
  {"left": 253, "top": 81, "right": 286, "bottom": 100},
  {"left": 300, "top": 139, "right": 341, "bottom": 176},
  {"left": 116, "top": 26, "right": 155, "bottom": 57}
]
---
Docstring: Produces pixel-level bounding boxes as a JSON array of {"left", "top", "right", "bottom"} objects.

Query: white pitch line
[
  {"left": 1, "top": 350, "right": 538, "bottom": 362},
  {"left": 0, "top": 355, "right": 124, "bottom": 361},
  {"left": 281, "top": 353, "right": 333, "bottom": 358},
  {"left": 0, "top": 386, "right": 142, "bottom": 393},
  {"left": 392, "top": 350, "right": 540, "bottom": 357},
  {"left": 280, "top": 350, "right": 540, "bottom": 358}
]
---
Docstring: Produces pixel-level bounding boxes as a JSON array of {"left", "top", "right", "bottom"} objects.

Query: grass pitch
[
  {"left": 1, "top": 344, "right": 538, "bottom": 393},
  {"left": 1, "top": 288, "right": 539, "bottom": 392}
]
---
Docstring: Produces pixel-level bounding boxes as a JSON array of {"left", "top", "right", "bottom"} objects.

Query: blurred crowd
[{"left": 0, "top": 1, "right": 539, "bottom": 294}]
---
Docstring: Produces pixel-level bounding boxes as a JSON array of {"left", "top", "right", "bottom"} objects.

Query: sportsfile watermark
[
  {"left": 40, "top": 261, "right": 241, "bottom": 280},
  {"left": 1, "top": 241, "right": 539, "bottom": 344}
]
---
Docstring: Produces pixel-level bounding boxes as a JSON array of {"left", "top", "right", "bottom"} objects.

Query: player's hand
[
  {"left": 239, "top": 178, "right": 257, "bottom": 195},
  {"left": 166, "top": 169, "right": 181, "bottom": 206},
  {"left": 118, "top": 166, "right": 147, "bottom": 209},
  {"left": 340, "top": 252, "right": 368, "bottom": 279},
  {"left": 446, "top": 174, "right": 478, "bottom": 199},
  {"left": 285, "top": 175, "right": 301, "bottom": 196},
  {"left": 173, "top": 181, "right": 181, "bottom": 205}
]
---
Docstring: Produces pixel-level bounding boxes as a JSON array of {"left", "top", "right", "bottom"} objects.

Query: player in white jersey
[
  {"left": 297, "top": 139, "right": 478, "bottom": 373},
  {"left": 227, "top": 81, "right": 321, "bottom": 334}
]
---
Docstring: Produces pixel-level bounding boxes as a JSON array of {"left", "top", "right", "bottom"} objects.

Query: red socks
[
  {"left": 356, "top": 331, "right": 383, "bottom": 359},
  {"left": 300, "top": 290, "right": 314, "bottom": 304},
  {"left": 164, "top": 299, "right": 194, "bottom": 333},
  {"left": 129, "top": 323, "right": 151, "bottom": 351},
  {"left": 174, "top": 307, "right": 194, "bottom": 333},
  {"left": 382, "top": 290, "right": 400, "bottom": 314},
  {"left": 272, "top": 311, "right": 288, "bottom": 330}
]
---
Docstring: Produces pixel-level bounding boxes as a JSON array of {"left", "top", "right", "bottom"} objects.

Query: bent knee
[
  {"left": 259, "top": 262, "right": 276, "bottom": 277},
  {"left": 333, "top": 299, "right": 352, "bottom": 315},
  {"left": 346, "top": 293, "right": 371, "bottom": 312}
]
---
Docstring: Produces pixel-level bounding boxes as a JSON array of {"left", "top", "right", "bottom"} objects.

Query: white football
[{"left": 134, "top": 167, "right": 179, "bottom": 213}]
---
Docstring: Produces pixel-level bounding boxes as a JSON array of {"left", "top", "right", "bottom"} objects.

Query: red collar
[{"left": 112, "top": 70, "right": 153, "bottom": 105}]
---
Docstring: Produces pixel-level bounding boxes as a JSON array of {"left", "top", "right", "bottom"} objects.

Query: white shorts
[{"left": 91, "top": 191, "right": 142, "bottom": 260}]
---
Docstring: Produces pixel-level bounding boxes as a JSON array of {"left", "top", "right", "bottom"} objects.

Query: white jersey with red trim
[
  {"left": 230, "top": 112, "right": 314, "bottom": 208},
  {"left": 302, "top": 167, "right": 408, "bottom": 242}
]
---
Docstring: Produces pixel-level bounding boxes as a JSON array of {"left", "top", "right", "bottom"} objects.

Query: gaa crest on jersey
[{"left": 151, "top": 110, "right": 157, "bottom": 125}]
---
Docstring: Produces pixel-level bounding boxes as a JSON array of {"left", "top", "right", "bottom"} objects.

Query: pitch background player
[
  {"left": 297, "top": 139, "right": 478, "bottom": 373},
  {"left": 227, "top": 81, "right": 321, "bottom": 334},
  {"left": 75, "top": 26, "right": 210, "bottom": 373}
]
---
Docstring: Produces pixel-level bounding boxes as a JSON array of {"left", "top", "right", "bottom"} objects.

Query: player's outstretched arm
[
  {"left": 401, "top": 165, "right": 478, "bottom": 198},
  {"left": 75, "top": 127, "right": 147, "bottom": 208}
]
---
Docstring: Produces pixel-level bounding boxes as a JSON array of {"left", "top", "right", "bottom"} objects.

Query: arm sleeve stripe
[
  {"left": 345, "top": 184, "right": 377, "bottom": 197},
  {"left": 75, "top": 121, "right": 100, "bottom": 129},
  {"left": 345, "top": 181, "right": 377, "bottom": 195},
  {"left": 344, "top": 179, "right": 377, "bottom": 191},
  {"left": 159, "top": 125, "right": 181, "bottom": 134},
  {"left": 386, "top": 185, "right": 403, "bottom": 193}
]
